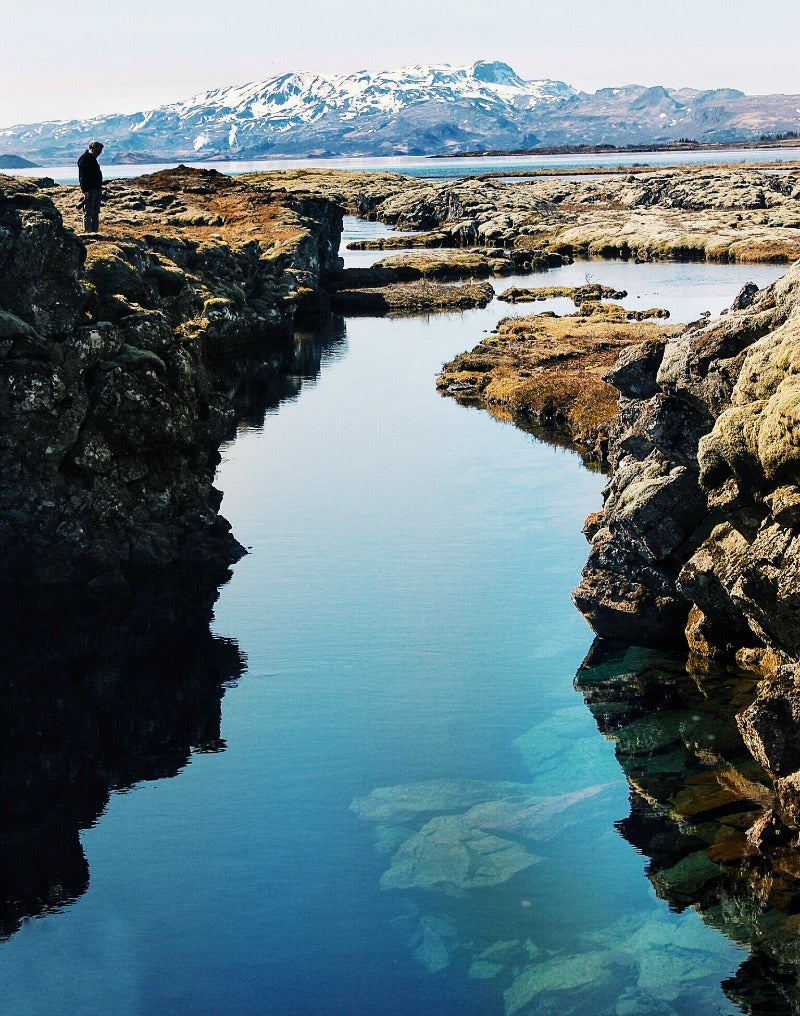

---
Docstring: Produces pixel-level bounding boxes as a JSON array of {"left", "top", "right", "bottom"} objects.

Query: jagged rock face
[
  {"left": 0, "top": 169, "right": 343, "bottom": 588},
  {"left": 680, "top": 270, "right": 800, "bottom": 659},
  {"left": 572, "top": 261, "right": 800, "bottom": 832},
  {"left": 0, "top": 177, "right": 86, "bottom": 337},
  {"left": 574, "top": 264, "right": 800, "bottom": 656}
]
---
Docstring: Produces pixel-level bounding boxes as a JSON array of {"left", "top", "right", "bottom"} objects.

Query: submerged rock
[
  {"left": 409, "top": 915, "right": 459, "bottom": 973},
  {"left": 379, "top": 813, "right": 541, "bottom": 892},
  {"left": 512, "top": 705, "right": 618, "bottom": 793},
  {"left": 503, "top": 951, "right": 611, "bottom": 1016},
  {"left": 650, "top": 850, "right": 724, "bottom": 904},
  {"left": 350, "top": 778, "right": 519, "bottom": 823},
  {"left": 469, "top": 940, "right": 530, "bottom": 980},
  {"left": 574, "top": 641, "right": 800, "bottom": 1010},
  {"left": 354, "top": 779, "right": 610, "bottom": 895}
]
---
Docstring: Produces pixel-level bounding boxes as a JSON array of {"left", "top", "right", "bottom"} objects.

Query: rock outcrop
[
  {"left": 0, "top": 168, "right": 342, "bottom": 589},
  {"left": 571, "top": 262, "right": 800, "bottom": 839},
  {"left": 331, "top": 279, "right": 495, "bottom": 315},
  {"left": 261, "top": 165, "right": 800, "bottom": 266},
  {"left": 573, "top": 266, "right": 800, "bottom": 657},
  {"left": 437, "top": 310, "right": 681, "bottom": 462}
]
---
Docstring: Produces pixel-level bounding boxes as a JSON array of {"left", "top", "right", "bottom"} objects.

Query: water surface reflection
[
  {"left": 0, "top": 318, "right": 347, "bottom": 942},
  {"left": 577, "top": 642, "right": 800, "bottom": 1015},
  {"left": 0, "top": 574, "right": 244, "bottom": 941}
]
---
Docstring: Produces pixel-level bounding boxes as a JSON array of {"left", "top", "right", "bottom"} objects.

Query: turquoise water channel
[{"left": 0, "top": 223, "right": 787, "bottom": 1013}]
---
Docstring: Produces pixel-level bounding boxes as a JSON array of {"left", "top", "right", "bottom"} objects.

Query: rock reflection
[
  {"left": 221, "top": 316, "right": 346, "bottom": 435},
  {"left": 0, "top": 315, "right": 348, "bottom": 943},
  {"left": 0, "top": 571, "right": 245, "bottom": 941},
  {"left": 576, "top": 641, "right": 800, "bottom": 1015}
]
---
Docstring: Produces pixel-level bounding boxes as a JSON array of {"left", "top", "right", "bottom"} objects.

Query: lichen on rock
[
  {"left": 569, "top": 259, "right": 800, "bottom": 847},
  {"left": 0, "top": 167, "right": 343, "bottom": 589}
]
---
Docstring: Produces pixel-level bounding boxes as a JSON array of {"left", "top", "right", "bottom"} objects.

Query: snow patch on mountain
[
  {"left": 165, "top": 61, "right": 574, "bottom": 128},
  {"left": 2, "top": 60, "right": 799, "bottom": 164}
]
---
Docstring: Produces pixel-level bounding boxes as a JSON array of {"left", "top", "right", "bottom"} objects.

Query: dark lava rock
[{"left": 0, "top": 170, "right": 343, "bottom": 588}]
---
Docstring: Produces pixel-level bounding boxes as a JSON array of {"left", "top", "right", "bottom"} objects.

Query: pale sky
[{"left": 3, "top": 0, "right": 800, "bottom": 129}]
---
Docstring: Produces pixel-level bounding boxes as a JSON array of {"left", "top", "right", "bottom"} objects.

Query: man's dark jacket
[{"left": 78, "top": 150, "right": 102, "bottom": 191}]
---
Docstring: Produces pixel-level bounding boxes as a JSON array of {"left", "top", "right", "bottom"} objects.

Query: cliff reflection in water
[
  {"left": 0, "top": 574, "right": 244, "bottom": 941},
  {"left": 222, "top": 317, "right": 347, "bottom": 435},
  {"left": 576, "top": 642, "right": 800, "bottom": 1015},
  {"left": 0, "top": 316, "right": 347, "bottom": 943}
]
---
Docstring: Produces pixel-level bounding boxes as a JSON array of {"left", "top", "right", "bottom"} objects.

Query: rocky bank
[
  {"left": 0, "top": 166, "right": 342, "bottom": 589},
  {"left": 436, "top": 290, "right": 680, "bottom": 462},
  {"left": 568, "top": 262, "right": 800, "bottom": 843},
  {"left": 254, "top": 164, "right": 800, "bottom": 265},
  {"left": 571, "top": 268, "right": 800, "bottom": 659}
]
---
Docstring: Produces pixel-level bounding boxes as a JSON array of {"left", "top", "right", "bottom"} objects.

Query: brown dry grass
[
  {"left": 52, "top": 166, "right": 309, "bottom": 249},
  {"left": 438, "top": 314, "right": 681, "bottom": 460}
]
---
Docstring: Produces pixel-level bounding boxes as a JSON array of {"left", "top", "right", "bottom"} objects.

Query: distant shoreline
[
  {"left": 4, "top": 139, "right": 800, "bottom": 180},
  {"left": 433, "top": 137, "right": 800, "bottom": 160}
]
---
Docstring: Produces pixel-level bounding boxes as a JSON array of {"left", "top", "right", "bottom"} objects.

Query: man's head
[{"left": 88, "top": 141, "right": 104, "bottom": 156}]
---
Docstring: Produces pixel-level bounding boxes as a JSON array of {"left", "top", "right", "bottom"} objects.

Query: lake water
[
  {"left": 0, "top": 216, "right": 789, "bottom": 1014},
  {"left": 7, "top": 145, "right": 800, "bottom": 186}
]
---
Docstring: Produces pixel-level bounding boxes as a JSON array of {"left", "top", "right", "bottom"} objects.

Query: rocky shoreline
[
  {"left": 436, "top": 282, "right": 680, "bottom": 463},
  {"left": 569, "top": 263, "right": 800, "bottom": 847},
  {"left": 0, "top": 166, "right": 342, "bottom": 590},
  {"left": 437, "top": 309, "right": 681, "bottom": 462},
  {"left": 6, "top": 162, "right": 800, "bottom": 841},
  {"left": 253, "top": 164, "right": 800, "bottom": 264}
]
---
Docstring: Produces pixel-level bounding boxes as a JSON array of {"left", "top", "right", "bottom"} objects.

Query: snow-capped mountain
[
  {"left": 0, "top": 61, "right": 575, "bottom": 163},
  {"left": 142, "top": 60, "right": 575, "bottom": 157},
  {"left": 165, "top": 60, "right": 573, "bottom": 126},
  {"left": 2, "top": 60, "right": 799, "bottom": 165}
]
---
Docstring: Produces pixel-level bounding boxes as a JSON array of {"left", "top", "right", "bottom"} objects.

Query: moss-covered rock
[
  {"left": 438, "top": 312, "right": 680, "bottom": 463},
  {"left": 0, "top": 168, "right": 343, "bottom": 587}
]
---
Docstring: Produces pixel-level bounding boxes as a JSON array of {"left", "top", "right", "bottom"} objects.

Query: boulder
[{"left": 605, "top": 339, "right": 668, "bottom": 400}]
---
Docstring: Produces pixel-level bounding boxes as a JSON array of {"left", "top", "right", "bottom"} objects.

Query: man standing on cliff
[{"left": 77, "top": 140, "right": 104, "bottom": 232}]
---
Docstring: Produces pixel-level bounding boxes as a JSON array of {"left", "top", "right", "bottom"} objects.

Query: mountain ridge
[{"left": 2, "top": 60, "right": 799, "bottom": 165}]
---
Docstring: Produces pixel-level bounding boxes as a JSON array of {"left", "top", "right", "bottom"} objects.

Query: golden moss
[
  {"left": 728, "top": 239, "right": 795, "bottom": 263},
  {"left": 438, "top": 313, "right": 681, "bottom": 461}
]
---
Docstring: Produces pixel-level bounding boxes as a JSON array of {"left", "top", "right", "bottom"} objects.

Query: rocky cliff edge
[
  {"left": 572, "top": 261, "right": 800, "bottom": 831},
  {"left": 0, "top": 167, "right": 342, "bottom": 590}
]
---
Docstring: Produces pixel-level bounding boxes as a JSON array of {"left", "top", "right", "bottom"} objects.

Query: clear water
[
  {"left": 0, "top": 222, "right": 788, "bottom": 1014},
  {"left": 343, "top": 215, "right": 786, "bottom": 325}
]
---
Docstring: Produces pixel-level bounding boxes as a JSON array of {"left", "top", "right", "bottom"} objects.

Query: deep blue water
[{"left": 0, "top": 220, "right": 787, "bottom": 1013}]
